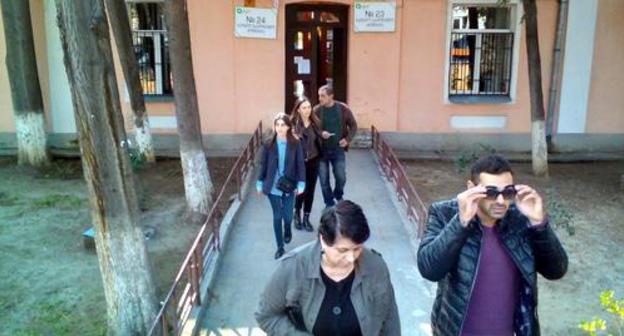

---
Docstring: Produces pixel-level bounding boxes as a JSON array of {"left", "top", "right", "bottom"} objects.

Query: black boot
[
  {"left": 293, "top": 209, "right": 302, "bottom": 230},
  {"left": 303, "top": 213, "right": 314, "bottom": 232},
  {"left": 284, "top": 224, "right": 292, "bottom": 244},
  {"left": 274, "top": 247, "right": 285, "bottom": 259}
]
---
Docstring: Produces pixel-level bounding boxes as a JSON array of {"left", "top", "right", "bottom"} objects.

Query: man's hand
[
  {"left": 339, "top": 138, "right": 348, "bottom": 148},
  {"left": 457, "top": 186, "right": 487, "bottom": 227},
  {"left": 514, "top": 184, "right": 545, "bottom": 225},
  {"left": 321, "top": 131, "right": 332, "bottom": 139}
]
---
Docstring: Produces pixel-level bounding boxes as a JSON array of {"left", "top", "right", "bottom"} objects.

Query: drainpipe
[{"left": 546, "top": 0, "right": 569, "bottom": 152}]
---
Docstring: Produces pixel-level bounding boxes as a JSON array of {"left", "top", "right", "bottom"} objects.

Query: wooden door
[{"left": 285, "top": 4, "right": 348, "bottom": 113}]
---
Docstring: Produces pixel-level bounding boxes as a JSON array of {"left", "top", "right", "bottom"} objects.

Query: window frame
[
  {"left": 443, "top": 0, "right": 523, "bottom": 104},
  {"left": 125, "top": 0, "right": 173, "bottom": 97}
]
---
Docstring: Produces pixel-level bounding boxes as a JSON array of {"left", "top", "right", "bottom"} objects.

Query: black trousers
[{"left": 295, "top": 156, "right": 320, "bottom": 213}]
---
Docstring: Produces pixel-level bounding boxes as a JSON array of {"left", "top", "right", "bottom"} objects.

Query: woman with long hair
[
  {"left": 256, "top": 113, "right": 306, "bottom": 259},
  {"left": 290, "top": 96, "right": 322, "bottom": 232}
]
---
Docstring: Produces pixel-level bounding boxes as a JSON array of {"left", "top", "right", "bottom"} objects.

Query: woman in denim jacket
[{"left": 257, "top": 113, "right": 306, "bottom": 259}]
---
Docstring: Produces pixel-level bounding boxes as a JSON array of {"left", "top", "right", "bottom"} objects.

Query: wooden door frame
[{"left": 284, "top": 3, "right": 349, "bottom": 112}]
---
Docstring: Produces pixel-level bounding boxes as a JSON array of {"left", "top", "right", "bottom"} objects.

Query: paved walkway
[{"left": 198, "top": 149, "right": 435, "bottom": 336}]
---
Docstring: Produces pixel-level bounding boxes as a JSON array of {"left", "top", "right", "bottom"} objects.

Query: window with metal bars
[
  {"left": 448, "top": 5, "right": 514, "bottom": 98},
  {"left": 128, "top": 2, "right": 173, "bottom": 96}
]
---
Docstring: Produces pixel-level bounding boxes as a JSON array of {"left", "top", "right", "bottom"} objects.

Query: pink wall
[
  {"left": 397, "top": 0, "right": 557, "bottom": 134},
  {"left": 586, "top": 0, "right": 624, "bottom": 133},
  {"left": 114, "top": 0, "right": 565, "bottom": 135}
]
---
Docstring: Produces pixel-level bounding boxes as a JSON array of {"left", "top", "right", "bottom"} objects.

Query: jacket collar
[{"left": 304, "top": 240, "right": 373, "bottom": 281}]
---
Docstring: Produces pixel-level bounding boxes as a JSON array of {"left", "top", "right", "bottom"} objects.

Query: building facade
[{"left": 1, "top": 0, "right": 622, "bottom": 155}]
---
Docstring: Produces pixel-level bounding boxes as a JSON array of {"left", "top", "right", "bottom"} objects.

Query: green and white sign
[
  {"left": 354, "top": 1, "right": 396, "bottom": 32},
  {"left": 234, "top": 6, "right": 277, "bottom": 39}
]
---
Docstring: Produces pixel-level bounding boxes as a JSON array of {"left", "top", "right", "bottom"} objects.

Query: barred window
[
  {"left": 128, "top": 2, "right": 173, "bottom": 96},
  {"left": 448, "top": 4, "right": 515, "bottom": 98}
]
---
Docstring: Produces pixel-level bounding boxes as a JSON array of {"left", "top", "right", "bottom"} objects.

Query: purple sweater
[{"left": 462, "top": 225, "right": 521, "bottom": 336}]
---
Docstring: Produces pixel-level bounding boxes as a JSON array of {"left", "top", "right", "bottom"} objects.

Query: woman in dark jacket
[
  {"left": 290, "top": 97, "right": 323, "bottom": 232},
  {"left": 255, "top": 200, "right": 401, "bottom": 335},
  {"left": 257, "top": 113, "right": 306, "bottom": 259}
]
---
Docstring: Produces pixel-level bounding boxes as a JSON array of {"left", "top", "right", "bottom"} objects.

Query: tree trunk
[
  {"left": 104, "top": 0, "right": 155, "bottom": 163},
  {"left": 55, "top": 1, "right": 157, "bottom": 334},
  {"left": 1, "top": 0, "right": 49, "bottom": 166},
  {"left": 523, "top": 0, "right": 549, "bottom": 177},
  {"left": 164, "top": 0, "right": 213, "bottom": 220}
]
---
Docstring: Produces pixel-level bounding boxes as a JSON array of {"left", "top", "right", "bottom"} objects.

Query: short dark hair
[
  {"left": 470, "top": 154, "right": 514, "bottom": 183},
  {"left": 319, "top": 84, "right": 334, "bottom": 96},
  {"left": 318, "top": 200, "right": 370, "bottom": 246}
]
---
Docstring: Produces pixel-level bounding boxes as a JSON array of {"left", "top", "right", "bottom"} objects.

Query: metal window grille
[
  {"left": 449, "top": 32, "right": 513, "bottom": 96},
  {"left": 132, "top": 30, "right": 173, "bottom": 96}
]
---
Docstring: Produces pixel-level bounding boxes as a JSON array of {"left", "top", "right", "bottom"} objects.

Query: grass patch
[
  {"left": 0, "top": 191, "right": 19, "bottom": 206},
  {"left": 11, "top": 299, "right": 106, "bottom": 336},
  {"left": 35, "top": 159, "right": 83, "bottom": 180},
  {"left": 545, "top": 189, "right": 576, "bottom": 236},
  {"left": 30, "top": 194, "right": 84, "bottom": 210}
]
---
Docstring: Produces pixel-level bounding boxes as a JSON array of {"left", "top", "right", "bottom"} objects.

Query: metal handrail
[
  {"left": 371, "top": 125, "right": 428, "bottom": 238},
  {"left": 148, "top": 122, "right": 263, "bottom": 335}
]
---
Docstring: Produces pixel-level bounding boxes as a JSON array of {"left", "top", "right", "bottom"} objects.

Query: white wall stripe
[
  {"left": 557, "top": 0, "right": 598, "bottom": 134},
  {"left": 148, "top": 116, "right": 178, "bottom": 129},
  {"left": 450, "top": 116, "right": 507, "bottom": 129}
]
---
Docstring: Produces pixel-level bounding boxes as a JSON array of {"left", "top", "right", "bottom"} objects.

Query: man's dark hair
[
  {"left": 319, "top": 84, "right": 334, "bottom": 96},
  {"left": 318, "top": 200, "right": 370, "bottom": 246},
  {"left": 470, "top": 154, "right": 514, "bottom": 183}
]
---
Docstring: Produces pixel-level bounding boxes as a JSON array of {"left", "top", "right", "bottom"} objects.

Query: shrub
[{"left": 579, "top": 290, "right": 624, "bottom": 335}]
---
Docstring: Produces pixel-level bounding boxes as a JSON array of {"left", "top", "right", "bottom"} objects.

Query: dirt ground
[
  {"left": 403, "top": 159, "right": 624, "bottom": 335},
  {"left": 0, "top": 156, "right": 235, "bottom": 335}
]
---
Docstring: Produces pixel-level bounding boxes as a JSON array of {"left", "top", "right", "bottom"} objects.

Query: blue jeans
[
  {"left": 318, "top": 148, "right": 346, "bottom": 207},
  {"left": 267, "top": 193, "right": 295, "bottom": 249}
]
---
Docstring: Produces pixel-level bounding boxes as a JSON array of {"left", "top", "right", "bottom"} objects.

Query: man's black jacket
[{"left": 417, "top": 199, "right": 568, "bottom": 336}]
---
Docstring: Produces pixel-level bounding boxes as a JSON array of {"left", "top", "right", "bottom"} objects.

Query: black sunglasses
[{"left": 484, "top": 185, "right": 517, "bottom": 200}]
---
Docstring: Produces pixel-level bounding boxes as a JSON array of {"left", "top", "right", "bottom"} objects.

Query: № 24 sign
[
  {"left": 354, "top": 1, "right": 396, "bottom": 32},
  {"left": 234, "top": 6, "right": 277, "bottom": 39}
]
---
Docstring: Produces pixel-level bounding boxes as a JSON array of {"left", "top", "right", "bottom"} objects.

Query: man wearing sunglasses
[{"left": 417, "top": 154, "right": 568, "bottom": 336}]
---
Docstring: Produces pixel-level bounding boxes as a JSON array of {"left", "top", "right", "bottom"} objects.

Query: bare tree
[
  {"left": 163, "top": 0, "right": 213, "bottom": 221},
  {"left": 104, "top": 0, "right": 155, "bottom": 163},
  {"left": 55, "top": 1, "right": 157, "bottom": 334},
  {"left": 1, "top": 0, "right": 49, "bottom": 166},
  {"left": 523, "top": 0, "right": 549, "bottom": 176}
]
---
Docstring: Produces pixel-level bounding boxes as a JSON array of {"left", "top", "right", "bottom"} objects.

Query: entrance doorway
[{"left": 285, "top": 4, "right": 349, "bottom": 113}]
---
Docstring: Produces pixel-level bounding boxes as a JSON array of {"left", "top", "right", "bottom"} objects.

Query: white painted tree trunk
[
  {"left": 180, "top": 148, "right": 213, "bottom": 215},
  {"left": 532, "top": 120, "right": 549, "bottom": 177},
  {"left": 1, "top": 0, "right": 49, "bottom": 167},
  {"left": 105, "top": 0, "right": 156, "bottom": 164},
  {"left": 134, "top": 116, "right": 155, "bottom": 163},
  {"left": 55, "top": 1, "right": 157, "bottom": 334},
  {"left": 15, "top": 112, "right": 48, "bottom": 166},
  {"left": 164, "top": 0, "right": 214, "bottom": 220}
]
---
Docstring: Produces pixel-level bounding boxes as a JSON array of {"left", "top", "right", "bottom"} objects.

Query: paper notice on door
[{"left": 298, "top": 59, "right": 310, "bottom": 74}]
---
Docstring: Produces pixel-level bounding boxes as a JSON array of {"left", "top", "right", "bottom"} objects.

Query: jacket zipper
[
  {"left": 500, "top": 233, "right": 534, "bottom": 335},
  {"left": 458, "top": 230, "right": 483, "bottom": 335}
]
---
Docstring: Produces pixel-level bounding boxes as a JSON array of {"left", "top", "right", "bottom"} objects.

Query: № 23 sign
[
  {"left": 234, "top": 6, "right": 277, "bottom": 39},
  {"left": 354, "top": 1, "right": 396, "bottom": 33}
]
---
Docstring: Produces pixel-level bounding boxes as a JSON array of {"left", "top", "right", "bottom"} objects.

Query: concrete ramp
[{"left": 198, "top": 149, "right": 435, "bottom": 336}]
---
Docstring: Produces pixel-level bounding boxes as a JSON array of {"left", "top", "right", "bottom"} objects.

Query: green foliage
[
  {"left": 128, "top": 147, "right": 147, "bottom": 170},
  {"left": 30, "top": 194, "right": 84, "bottom": 210},
  {"left": 545, "top": 189, "right": 575, "bottom": 236},
  {"left": 453, "top": 144, "right": 497, "bottom": 174},
  {"left": 579, "top": 290, "right": 624, "bottom": 336}
]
